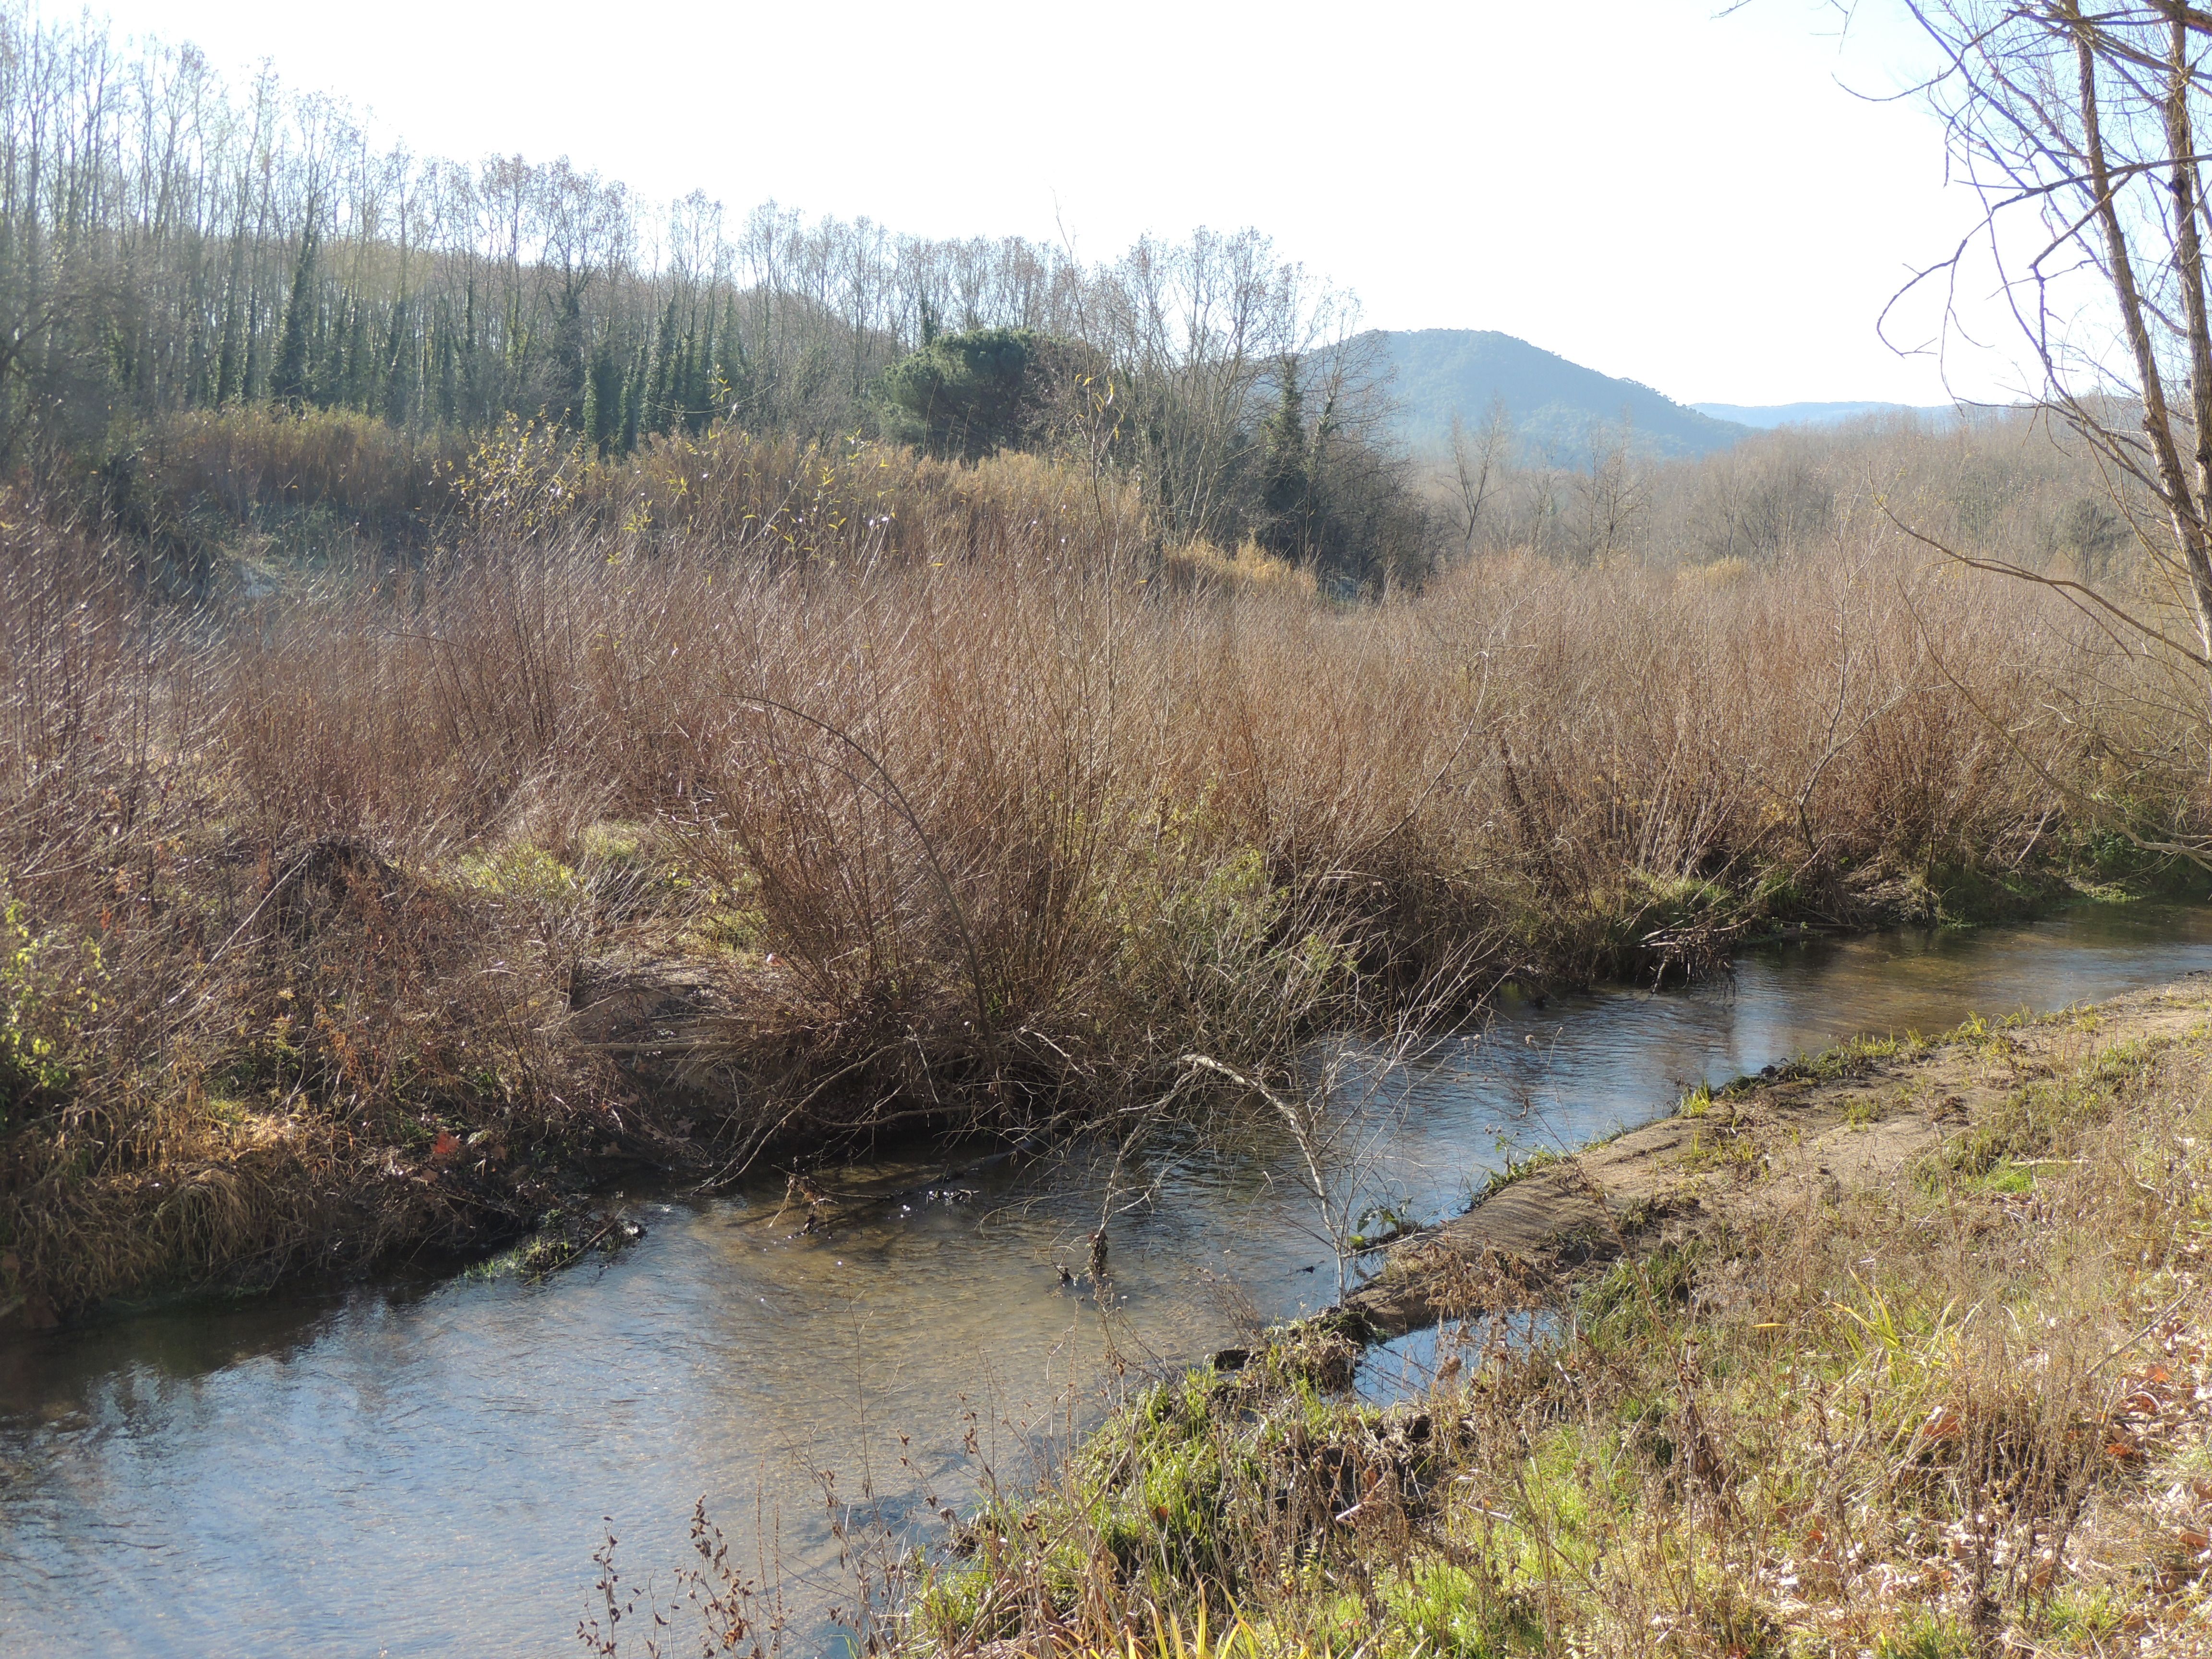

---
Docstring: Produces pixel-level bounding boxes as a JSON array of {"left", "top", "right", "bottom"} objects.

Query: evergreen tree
[
  {"left": 878, "top": 325, "right": 1046, "bottom": 461},
  {"left": 646, "top": 297, "right": 679, "bottom": 436},
  {"left": 183, "top": 316, "right": 209, "bottom": 409},
  {"left": 306, "top": 290, "right": 333, "bottom": 406},
  {"left": 586, "top": 332, "right": 623, "bottom": 452},
  {"left": 552, "top": 280, "right": 587, "bottom": 427},
  {"left": 679, "top": 315, "right": 704, "bottom": 433},
  {"left": 269, "top": 225, "right": 317, "bottom": 407},
  {"left": 458, "top": 279, "right": 481, "bottom": 426},
  {"left": 1259, "top": 356, "right": 1312, "bottom": 558},
  {"left": 213, "top": 288, "right": 241, "bottom": 406},
  {"left": 692, "top": 309, "right": 717, "bottom": 432},
  {"left": 619, "top": 344, "right": 644, "bottom": 453},
  {"left": 718, "top": 296, "right": 747, "bottom": 423}
]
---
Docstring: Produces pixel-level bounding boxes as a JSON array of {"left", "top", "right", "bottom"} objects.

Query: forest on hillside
[
  {"left": 0, "top": 3, "right": 2161, "bottom": 601},
  {"left": 0, "top": 5, "right": 1450, "bottom": 583}
]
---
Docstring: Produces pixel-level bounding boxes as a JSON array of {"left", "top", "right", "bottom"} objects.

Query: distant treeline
[
  {"left": 1423, "top": 397, "right": 2155, "bottom": 589},
  {"left": 0, "top": 5, "right": 1441, "bottom": 582}
]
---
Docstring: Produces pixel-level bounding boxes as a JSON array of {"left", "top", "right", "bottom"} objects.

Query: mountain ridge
[
  {"left": 1370, "top": 327, "right": 1752, "bottom": 461},
  {"left": 1693, "top": 399, "right": 1956, "bottom": 429}
]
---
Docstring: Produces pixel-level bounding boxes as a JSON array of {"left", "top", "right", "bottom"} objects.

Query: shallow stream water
[{"left": 6, "top": 903, "right": 2212, "bottom": 1656}]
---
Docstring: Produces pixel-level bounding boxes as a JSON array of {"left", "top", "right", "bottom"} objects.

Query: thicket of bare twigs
[
  {"left": 0, "top": 413, "right": 2203, "bottom": 1322},
  {"left": 1432, "top": 404, "right": 2157, "bottom": 579}
]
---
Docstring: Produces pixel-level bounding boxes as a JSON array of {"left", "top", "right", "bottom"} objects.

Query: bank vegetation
[
  {"left": 0, "top": 2, "right": 2208, "bottom": 1334},
  {"left": 0, "top": 402, "right": 2204, "bottom": 1328}
]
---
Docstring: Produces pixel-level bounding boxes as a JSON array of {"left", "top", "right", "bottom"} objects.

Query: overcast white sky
[{"left": 73, "top": 0, "right": 2007, "bottom": 408}]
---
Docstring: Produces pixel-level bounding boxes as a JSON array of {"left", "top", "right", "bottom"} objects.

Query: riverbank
[
  {"left": 4, "top": 462, "right": 2205, "bottom": 1329},
  {"left": 903, "top": 976, "right": 2212, "bottom": 1657},
  {"left": 0, "top": 841, "right": 2173, "bottom": 1335}
]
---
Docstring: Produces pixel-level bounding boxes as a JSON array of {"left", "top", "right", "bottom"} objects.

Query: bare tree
[
  {"left": 1446, "top": 396, "right": 1512, "bottom": 558},
  {"left": 0, "top": 3, "right": 1444, "bottom": 574},
  {"left": 1569, "top": 415, "right": 1646, "bottom": 563},
  {"left": 1896, "top": 2, "right": 2212, "bottom": 765}
]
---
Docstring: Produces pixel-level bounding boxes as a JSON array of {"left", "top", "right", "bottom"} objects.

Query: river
[{"left": 5, "top": 902, "right": 2211, "bottom": 1656}]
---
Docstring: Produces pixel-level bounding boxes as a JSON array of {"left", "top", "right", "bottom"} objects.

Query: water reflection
[{"left": 5, "top": 903, "right": 2210, "bottom": 1656}]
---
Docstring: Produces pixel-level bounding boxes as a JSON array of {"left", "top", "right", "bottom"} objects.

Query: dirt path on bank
[{"left": 1328, "top": 974, "right": 2212, "bottom": 1342}]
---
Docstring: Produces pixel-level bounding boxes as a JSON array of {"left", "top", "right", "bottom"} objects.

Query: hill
[{"left": 1372, "top": 328, "right": 1752, "bottom": 461}]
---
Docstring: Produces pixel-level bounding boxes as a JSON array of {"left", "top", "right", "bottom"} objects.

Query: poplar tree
[
  {"left": 458, "top": 280, "right": 481, "bottom": 426},
  {"left": 241, "top": 292, "right": 262, "bottom": 403},
  {"left": 432, "top": 301, "right": 457, "bottom": 428},
  {"left": 342, "top": 300, "right": 373, "bottom": 409},
  {"left": 383, "top": 299, "right": 410, "bottom": 426}
]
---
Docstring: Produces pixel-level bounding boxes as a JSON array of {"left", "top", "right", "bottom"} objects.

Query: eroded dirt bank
[{"left": 1328, "top": 974, "right": 2212, "bottom": 1345}]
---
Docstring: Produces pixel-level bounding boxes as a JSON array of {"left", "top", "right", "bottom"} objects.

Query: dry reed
[{"left": 0, "top": 421, "right": 2202, "bottom": 1320}]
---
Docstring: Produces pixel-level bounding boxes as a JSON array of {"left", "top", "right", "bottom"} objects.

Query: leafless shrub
[{"left": 0, "top": 416, "right": 2201, "bottom": 1316}]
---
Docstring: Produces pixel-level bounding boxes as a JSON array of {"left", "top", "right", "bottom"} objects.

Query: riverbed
[{"left": 5, "top": 902, "right": 2211, "bottom": 1656}]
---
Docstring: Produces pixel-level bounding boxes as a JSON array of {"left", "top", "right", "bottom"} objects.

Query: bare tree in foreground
[{"left": 1896, "top": 2, "right": 2212, "bottom": 794}]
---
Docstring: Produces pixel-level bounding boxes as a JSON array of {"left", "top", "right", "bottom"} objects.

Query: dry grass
[
  {"left": 0, "top": 525, "right": 636, "bottom": 1320},
  {"left": 100, "top": 406, "right": 1145, "bottom": 592},
  {"left": 0, "top": 415, "right": 2204, "bottom": 1320},
  {"left": 140, "top": 405, "right": 460, "bottom": 524},
  {"left": 1162, "top": 539, "right": 1320, "bottom": 598},
  {"left": 900, "top": 1014, "right": 2212, "bottom": 1658}
]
